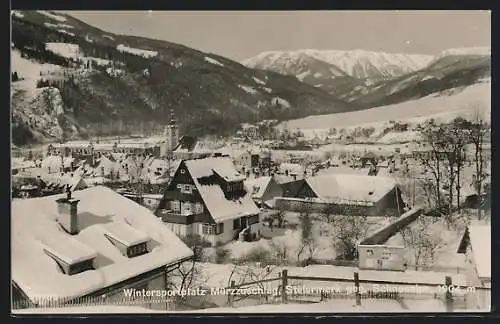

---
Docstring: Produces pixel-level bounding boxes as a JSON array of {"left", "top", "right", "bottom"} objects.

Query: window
[
  {"left": 202, "top": 223, "right": 216, "bottom": 235},
  {"left": 181, "top": 184, "right": 192, "bottom": 194},
  {"left": 217, "top": 223, "right": 224, "bottom": 235},
  {"left": 180, "top": 169, "right": 185, "bottom": 174},
  {"left": 177, "top": 184, "right": 182, "bottom": 189},
  {"left": 233, "top": 218, "right": 240, "bottom": 230},
  {"left": 227, "top": 184, "right": 232, "bottom": 192},
  {"left": 127, "top": 243, "right": 148, "bottom": 258},
  {"left": 194, "top": 203, "right": 203, "bottom": 214},
  {"left": 248, "top": 214, "right": 259, "bottom": 225},
  {"left": 171, "top": 200, "right": 180, "bottom": 212}
]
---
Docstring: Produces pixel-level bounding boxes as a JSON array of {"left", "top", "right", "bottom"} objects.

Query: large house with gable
[
  {"left": 156, "top": 157, "right": 261, "bottom": 246},
  {"left": 11, "top": 186, "right": 193, "bottom": 310}
]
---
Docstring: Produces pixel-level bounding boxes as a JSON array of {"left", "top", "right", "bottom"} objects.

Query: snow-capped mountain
[
  {"left": 243, "top": 49, "right": 434, "bottom": 80},
  {"left": 432, "top": 47, "right": 491, "bottom": 61}
]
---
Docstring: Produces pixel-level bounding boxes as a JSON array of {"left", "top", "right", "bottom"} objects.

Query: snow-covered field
[
  {"left": 204, "top": 56, "right": 224, "bottom": 67},
  {"left": 45, "top": 43, "right": 80, "bottom": 59},
  {"left": 117, "top": 44, "right": 158, "bottom": 58},
  {"left": 238, "top": 84, "right": 258, "bottom": 94},
  {"left": 278, "top": 82, "right": 490, "bottom": 132},
  {"left": 11, "top": 49, "right": 62, "bottom": 98},
  {"left": 36, "top": 10, "right": 67, "bottom": 22}
]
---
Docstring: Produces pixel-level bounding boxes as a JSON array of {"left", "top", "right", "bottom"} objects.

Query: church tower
[{"left": 161, "top": 109, "right": 180, "bottom": 158}]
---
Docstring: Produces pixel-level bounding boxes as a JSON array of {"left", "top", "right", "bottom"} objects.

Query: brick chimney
[{"left": 56, "top": 186, "right": 80, "bottom": 235}]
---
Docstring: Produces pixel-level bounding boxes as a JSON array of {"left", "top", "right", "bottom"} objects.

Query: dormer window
[
  {"left": 42, "top": 236, "right": 97, "bottom": 276},
  {"left": 104, "top": 222, "right": 150, "bottom": 259},
  {"left": 127, "top": 242, "right": 148, "bottom": 258}
]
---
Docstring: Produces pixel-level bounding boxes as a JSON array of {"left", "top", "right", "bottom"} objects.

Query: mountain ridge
[{"left": 10, "top": 10, "right": 358, "bottom": 146}]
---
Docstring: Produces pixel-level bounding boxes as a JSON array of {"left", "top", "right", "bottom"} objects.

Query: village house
[
  {"left": 278, "top": 162, "right": 305, "bottom": 180},
  {"left": 172, "top": 136, "right": 212, "bottom": 160},
  {"left": 12, "top": 158, "right": 36, "bottom": 175},
  {"left": 47, "top": 142, "right": 160, "bottom": 159},
  {"left": 240, "top": 123, "right": 259, "bottom": 139},
  {"left": 11, "top": 186, "right": 193, "bottom": 310},
  {"left": 277, "top": 174, "right": 405, "bottom": 216},
  {"left": 156, "top": 157, "right": 261, "bottom": 247},
  {"left": 457, "top": 223, "right": 491, "bottom": 310},
  {"left": 232, "top": 150, "right": 252, "bottom": 174},
  {"left": 244, "top": 176, "right": 284, "bottom": 208}
]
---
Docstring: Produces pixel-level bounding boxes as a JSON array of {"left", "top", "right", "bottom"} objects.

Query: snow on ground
[
  {"left": 224, "top": 216, "right": 392, "bottom": 264},
  {"left": 45, "top": 43, "right": 80, "bottom": 59},
  {"left": 273, "top": 97, "right": 291, "bottom": 108},
  {"left": 103, "top": 35, "right": 115, "bottom": 40},
  {"left": 37, "top": 10, "right": 67, "bottom": 22},
  {"left": 58, "top": 23, "right": 74, "bottom": 29},
  {"left": 44, "top": 22, "right": 59, "bottom": 28},
  {"left": 58, "top": 30, "right": 75, "bottom": 37},
  {"left": 263, "top": 87, "right": 272, "bottom": 93},
  {"left": 238, "top": 85, "right": 258, "bottom": 95},
  {"left": 11, "top": 49, "right": 62, "bottom": 98},
  {"left": 117, "top": 44, "right": 158, "bottom": 58},
  {"left": 12, "top": 10, "right": 24, "bottom": 18},
  {"left": 204, "top": 56, "right": 224, "bottom": 67},
  {"left": 377, "top": 131, "right": 422, "bottom": 144},
  {"left": 14, "top": 298, "right": 485, "bottom": 313},
  {"left": 278, "top": 82, "right": 490, "bottom": 131},
  {"left": 297, "top": 70, "right": 311, "bottom": 81},
  {"left": 253, "top": 76, "right": 266, "bottom": 85}
]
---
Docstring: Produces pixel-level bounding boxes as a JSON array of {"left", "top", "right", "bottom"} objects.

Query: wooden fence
[{"left": 225, "top": 269, "right": 488, "bottom": 311}]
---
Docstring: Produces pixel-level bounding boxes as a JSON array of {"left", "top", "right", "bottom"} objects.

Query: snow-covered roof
[
  {"left": 467, "top": 224, "right": 491, "bottom": 279},
  {"left": 306, "top": 174, "right": 397, "bottom": 205},
  {"left": 12, "top": 186, "right": 193, "bottom": 301},
  {"left": 104, "top": 222, "right": 150, "bottom": 247},
  {"left": 12, "top": 159, "right": 36, "bottom": 170},
  {"left": 279, "top": 163, "right": 304, "bottom": 175},
  {"left": 41, "top": 235, "right": 98, "bottom": 265},
  {"left": 213, "top": 166, "right": 246, "bottom": 182},
  {"left": 40, "top": 173, "right": 86, "bottom": 191},
  {"left": 316, "top": 167, "right": 370, "bottom": 177},
  {"left": 184, "top": 157, "right": 260, "bottom": 222},
  {"left": 244, "top": 176, "right": 272, "bottom": 199}
]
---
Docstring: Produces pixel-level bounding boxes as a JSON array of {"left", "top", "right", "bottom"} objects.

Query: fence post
[
  {"left": 281, "top": 269, "right": 288, "bottom": 304},
  {"left": 445, "top": 276, "right": 453, "bottom": 312},
  {"left": 354, "top": 272, "right": 361, "bottom": 306},
  {"left": 229, "top": 280, "right": 236, "bottom": 307}
]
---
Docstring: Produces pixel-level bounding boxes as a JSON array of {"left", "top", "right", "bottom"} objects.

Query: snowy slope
[
  {"left": 430, "top": 47, "right": 491, "bottom": 64},
  {"left": 278, "top": 81, "right": 490, "bottom": 134}
]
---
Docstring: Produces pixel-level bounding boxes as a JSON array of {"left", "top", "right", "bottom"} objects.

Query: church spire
[{"left": 169, "top": 109, "right": 176, "bottom": 125}]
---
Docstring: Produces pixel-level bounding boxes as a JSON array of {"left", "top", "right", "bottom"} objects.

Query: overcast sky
[{"left": 64, "top": 11, "right": 491, "bottom": 61}]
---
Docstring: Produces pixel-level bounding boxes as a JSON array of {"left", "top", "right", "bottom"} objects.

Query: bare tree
[
  {"left": 417, "top": 120, "right": 445, "bottom": 213},
  {"left": 461, "top": 108, "right": 490, "bottom": 219},
  {"left": 226, "top": 263, "right": 278, "bottom": 305},
  {"left": 296, "top": 207, "right": 317, "bottom": 265},
  {"left": 333, "top": 214, "right": 370, "bottom": 261},
  {"left": 269, "top": 239, "right": 289, "bottom": 265},
  {"left": 400, "top": 217, "right": 444, "bottom": 269}
]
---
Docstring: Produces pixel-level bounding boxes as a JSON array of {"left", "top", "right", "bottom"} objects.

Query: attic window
[
  {"left": 104, "top": 222, "right": 151, "bottom": 258},
  {"left": 42, "top": 237, "right": 97, "bottom": 276},
  {"left": 180, "top": 169, "right": 185, "bottom": 174}
]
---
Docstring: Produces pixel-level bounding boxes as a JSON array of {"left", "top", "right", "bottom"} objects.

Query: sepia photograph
[{"left": 10, "top": 10, "right": 491, "bottom": 314}]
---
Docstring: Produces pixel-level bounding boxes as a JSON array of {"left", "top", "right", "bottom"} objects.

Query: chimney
[{"left": 56, "top": 186, "right": 80, "bottom": 235}]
